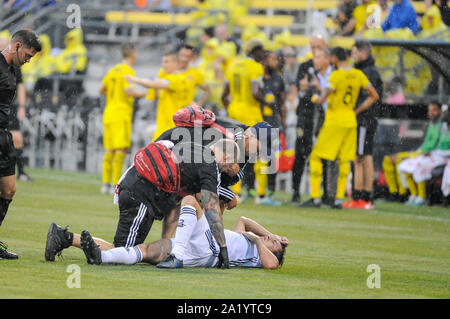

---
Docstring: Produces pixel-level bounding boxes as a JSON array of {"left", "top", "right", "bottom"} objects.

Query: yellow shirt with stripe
[
  {"left": 153, "top": 72, "right": 191, "bottom": 140},
  {"left": 326, "top": 68, "right": 371, "bottom": 128},
  {"left": 226, "top": 57, "right": 264, "bottom": 126},
  {"left": 102, "top": 63, "right": 135, "bottom": 124}
]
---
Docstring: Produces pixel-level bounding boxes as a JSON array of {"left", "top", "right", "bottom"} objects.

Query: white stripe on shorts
[
  {"left": 125, "top": 203, "right": 147, "bottom": 248},
  {"left": 358, "top": 126, "right": 367, "bottom": 156}
]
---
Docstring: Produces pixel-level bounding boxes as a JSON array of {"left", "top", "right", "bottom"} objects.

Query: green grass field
[{"left": 0, "top": 168, "right": 449, "bottom": 299}]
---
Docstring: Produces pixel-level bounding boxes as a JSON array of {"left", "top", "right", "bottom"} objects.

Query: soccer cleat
[
  {"left": 291, "top": 193, "right": 301, "bottom": 203},
  {"left": 45, "top": 222, "right": 72, "bottom": 261},
  {"left": 331, "top": 200, "right": 343, "bottom": 210},
  {"left": 18, "top": 173, "right": 33, "bottom": 182},
  {"left": 342, "top": 200, "right": 359, "bottom": 209},
  {"left": 0, "top": 241, "right": 18, "bottom": 260},
  {"left": 259, "top": 197, "right": 282, "bottom": 206},
  {"left": 100, "top": 183, "right": 111, "bottom": 194},
  {"left": 411, "top": 197, "right": 425, "bottom": 206},
  {"left": 364, "top": 201, "right": 375, "bottom": 210},
  {"left": 298, "top": 198, "right": 321, "bottom": 208},
  {"left": 405, "top": 195, "right": 417, "bottom": 205},
  {"left": 156, "top": 254, "right": 183, "bottom": 269},
  {"left": 352, "top": 200, "right": 370, "bottom": 209},
  {"left": 80, "top": 230, "right": 102, "bottom": 265}
]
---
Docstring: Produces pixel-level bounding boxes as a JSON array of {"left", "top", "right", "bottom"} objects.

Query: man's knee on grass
[{"left": 141, "top": 239, "right": 172, "bottom": 264}]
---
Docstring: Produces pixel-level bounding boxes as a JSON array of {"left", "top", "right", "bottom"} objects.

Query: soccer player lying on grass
[
  {"left": 45, "top": 139, "right": 240, "bottom": 268},
  {"left": 80, "top": 194, "right": 289, "bottom": 269}
]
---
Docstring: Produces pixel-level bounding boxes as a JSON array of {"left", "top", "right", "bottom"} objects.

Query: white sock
[
  {"left": 171, "top": 205, "right": 197, "bottom": 260},
  {"left": 101, "top": 246, "right": 143, "bottom": 264}
]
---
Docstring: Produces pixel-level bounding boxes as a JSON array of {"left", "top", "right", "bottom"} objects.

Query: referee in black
[{"left": 0, "top": 30, "right": 41, "bottom": 260}]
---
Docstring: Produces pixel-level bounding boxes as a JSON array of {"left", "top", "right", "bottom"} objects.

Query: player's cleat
[
  {"left": 405, "top": 195, "right": 417, "bottom": 205},
  {"left": 342, "top": 200, "right": 359, "bottom": 209},
  {"left": 100, "top": 183, "right": 111, "bottom": 194},
  {"left": 298, "top": 198, "right": 321, "bottom": 208},
  {"left": 411, "top": 197, "right": 425, "bottom": 206},
  {"left": 331, "top": 200, "right": 343, "bottom": 210},
  {"left": 291, "top": 193, "right": 301, "bottom": 203},
  {"left": 80, "top": 230, "right": 102, "bottom": 265},
  {"left": 18, "top": 173, "right": 33, "bottom": 182},
  {"left": 156, "top": 254, "right": 183, "bottom": 269},
  {"left": 364, "top": 201, "right": 375, "bottom": 210},
  {"left": 45, "top": 222, "right": 72, "bottom": 261},
  {"left": 0, "top": 241, "right": 18, "bottom": 260},
  {"left": 259, "top": 197, "right": 282, "bottom": 206}
]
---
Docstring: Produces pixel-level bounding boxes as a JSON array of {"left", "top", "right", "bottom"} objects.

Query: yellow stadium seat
[
  {"left": 236, "top": 14, "right": 294, "bottom": 27},
  {"left": 290, "top": 35, "right": 310, "bottom": 47},
  {"left": 249, "top": 0, "right": 338, "bottom": 11},
  {"left": 328, "top": 37, "right": 355, "bottom": 49}
]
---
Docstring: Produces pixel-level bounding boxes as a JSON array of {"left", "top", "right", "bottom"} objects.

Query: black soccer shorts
[{"left": 0, "top": 129, "right": 17, "bottom": 177}]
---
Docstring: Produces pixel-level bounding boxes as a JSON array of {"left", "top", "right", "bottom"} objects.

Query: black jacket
[{"left": 354, "top": 56, "right": 383, "bottom": 128}]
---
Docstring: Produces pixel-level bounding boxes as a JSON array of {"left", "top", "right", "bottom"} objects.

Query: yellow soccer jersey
[
  {"left": 153, "top": 72, "right": 191, "bottom": 139},
  {"left": 226, "top": 57, "right": 264, "bottom": 125},
  {"left": 102, "top": 63, "right": 135, "bottom": 123},
  {"left": 182, "top": 66, "right": 205, "bottom": 104},
  {"left": 325, "top": 68, "right": 371, "bottom": 128}
]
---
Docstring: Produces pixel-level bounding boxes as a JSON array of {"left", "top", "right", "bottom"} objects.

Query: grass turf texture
[{"left": 0, "top": 168, "right": 449, "bottom": 298}]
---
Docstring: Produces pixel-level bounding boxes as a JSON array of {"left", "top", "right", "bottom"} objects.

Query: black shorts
[
  {"left": 8, "top": 104, "right": 20, "bottom": 131},
  {"left": 113, "top": 173, "right": 181, "bottom": 247},
  {"left": 357, "top": 124, "right": 377, "bottom": 156},
  {"left": 0, "top": 129, "right": 16, "bottom": 177}
]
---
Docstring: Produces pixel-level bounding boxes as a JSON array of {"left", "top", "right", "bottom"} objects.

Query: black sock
[
  {"left": 0, "top": 197, "right": 12, "bottom": 226},
  {"left": 353, "top": 190, "right": 362, "bottom": 201},
  {"left": 16, "top": 148, "right": 25, "bottom": 175},
  {"left": 361, "top": 191, "right": 371, "bottom": 202}
]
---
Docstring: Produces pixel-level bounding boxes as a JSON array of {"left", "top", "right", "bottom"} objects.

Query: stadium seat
[
  {"left": 236, "top": 14, "right": 294, "bottom": 28},
  {"left": 249, "top": 0, "right": 338, "bottom": 11},
  {"left": 105, "top": 11, "right": 193, "bottom": 25}
]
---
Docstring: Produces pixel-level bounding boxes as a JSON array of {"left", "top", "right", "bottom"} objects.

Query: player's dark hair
[
  {"left": 354, "top": 40, "right": 372, "bottom": 56},
  {"left": 330, "top": 47, "right": 347, "bottom": 61},
  {"left": 273, "top": 243, "right": 287, "bottom": 268},
  {"left": 11, "top": 29, "right": 41, "bottom": 52},
  {"left": 178, "top": 44, "right": 195, "bottom": 52},
  {"left": 121, "top": 42, "right": 135, "bottom": 58},
  {"left": 163, "top": 49, "right": 178, "bottom": 59},
  {"left": 203, "top": 27, "right": 214, "bottom": 38}
]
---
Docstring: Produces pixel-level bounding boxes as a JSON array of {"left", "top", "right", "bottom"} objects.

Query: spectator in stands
[
  {"left": 55, "top": 28, "right": 88, "bottom": 107},
  {"left": 146, "top": 0, "right": 175, "bottom": 12},
  {"left": 420, "top": 0, "right": 447, "bottom": 35},
  {"left": 398, "top": 108, "right": 449, "bottom": 206},
  {"left": 335, "top": 0, "right": 357, "bottom": 36},
  {"left": 382, "top": 102, "right": 442, "bottom": 203},
  {"left": 281, "top": 46, "right": 299, "bottom": 92},
  {"left": 342, "top": 0, "right": 377, "bottom": 36},
  {"left": 377, "top": 0, "right": 391, "bottom": 24},
  {"left": 436, "top": 0, "right": 450, "bottom": 26},
  {"left": 344, "top": 40, "right": 383, "bottom": 210},
  {"left": 381, "top": 0, "right": 419, "bottom": 34},
  {"left": 291, "top": 35, "right": 328, "bottom": 203}
]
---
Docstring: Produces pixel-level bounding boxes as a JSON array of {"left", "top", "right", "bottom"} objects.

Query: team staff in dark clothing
[
  {"left": 344, "top": 40, "right": 383, "bottom": 209},
  {"left": 259, "top": 50, "right": 285, "bottom": 205},
  {"left": 0, "top": 30, "right": 41, "bottom": 260}
]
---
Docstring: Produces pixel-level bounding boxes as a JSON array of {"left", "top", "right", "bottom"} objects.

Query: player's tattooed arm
[
  {"left": 202, "top": 189, "right": 229, "bottom": 268},
  {"left": 201, "top": 190, "right": 226, "bottom": 248}
]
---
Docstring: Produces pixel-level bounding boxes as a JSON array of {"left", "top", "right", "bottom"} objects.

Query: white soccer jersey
[{"left": 175, "top": 215, "right": 262, "bottom": 268}]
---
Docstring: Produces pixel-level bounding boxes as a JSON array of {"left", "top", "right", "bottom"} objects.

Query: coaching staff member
[{"left": 0, "top": 30, "right": 41, "bottom": 260}]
